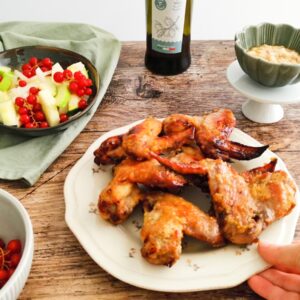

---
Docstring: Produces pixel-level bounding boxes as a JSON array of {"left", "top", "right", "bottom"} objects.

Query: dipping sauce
[{"left": 247, "top": 44, "right": 300, "bottom": 64}]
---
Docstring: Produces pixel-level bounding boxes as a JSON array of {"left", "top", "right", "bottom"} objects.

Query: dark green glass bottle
[{"left": 145, "top": 0, "right": 192, "bottom": 75}]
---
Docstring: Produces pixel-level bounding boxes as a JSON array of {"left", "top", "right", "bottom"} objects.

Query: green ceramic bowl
[
  {"left": 0, "top": 46, "right": 100, "bottom": 137},
  {"left": 235, "top": 23, "right": 300, "bottom": 87}
]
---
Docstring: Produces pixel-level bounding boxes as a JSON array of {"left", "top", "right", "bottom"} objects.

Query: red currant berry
[
  {"left": 7, "top": 239, "right": 22, "bottom": 253},
  {"left": 0, "top": 75, "right": 3, "bottom": 82},
  {"left": 69, "top": 81, "right": 79, "bottom": 93},
  {"left": 76, "top": 88, "right": 85, "bottom": 97},
  {"left": 41, "top": 67, "right": 48, "bottom": 72},
  {"left": 27, "top": 94, "right": 37, "bottom": 105},
  {"left": 40, "top": 122, "right": 49, "bottom": 128},
  {"left": 30, "top": 69, "right": 36, "bottom": 76},
  {"left": 78, "top": 78, "right": 87, "bottom": 88},
  {"left": 78, "top": 99, "right": 88, "bottom": 110},
  {"left": 20, "top": 115, "right": 30, "bottom": 125},
  {"left": 15, "top": 97, "right": 25, "bottom": 107},
  {"left": 29, "top": 87, "right": 39, "bottom": 95},
  {"left": 85, "top": 88, "right": 92, "bottom": 95},
  {"left": 10, "top": 253, "right": 21, "bottom": 268},
  {"left": 35, "top": 111, "right": 46, "bottom": 121},
  {"left": 74, "top": 71, "right": 84, "bottom": 81},
  {"left": 23, "top": 69, "right": 32, "bottom": 78},
  {"left": 33, "top": 103, "right": 42, "bottom": 112},
  {"left": 85, "top": 79, "right": 92, "bottom": 87},
  {"left": 0, "top": 269, "right": 9, "bottom": 281},
  {"left": 41, "top": 57, "right": 52, "bottom": 67},
  {"left": 53, "top": 72, "right": 64, "bottom": 83},
  {"left": 18, "top": 107, "right": 28, "bottom": 115},
  {"left": 18, "top": 80, "right": 27, "bottom": 87},
  {"left": 59, "top": 113, "right": 69, "bottom": 123},
  {"left": 29, "top": 57, "right": 38, "bottom": 66},
  {"left": 22, "top": 63, "right": 31, "bottom": 72},
  {"left": 63, "top": 69, "right": 72, "bottom": 80},
  {"left": 25, "top": 122, "right": 35, "bottom": 128}
]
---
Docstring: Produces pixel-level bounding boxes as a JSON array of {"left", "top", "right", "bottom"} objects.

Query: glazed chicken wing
[
  {"left": 120, "top": 158, "right": 187, "bottom": 189},
  {"left": 162, "top": 110, "right": 268, "bottom": 161},
  {"left": 94, "top": 110, "right": 268, "bottom": 166},
  {"left": 209, "top": 160, "right": 296, "bottom": 243},
  {"left": 122, "top": 117, "right": 162, "bottom": 160},
  {"left": 94, "top": 135, "right": 126, "bottom": 165},
  {"left": 151, "top": 155, "right": 296, "bottom": 244},
  {"left": 99, "top": 179, "right": 143, "bottom": 224},
  {"left": 246, "top": 170, "right": 296, "bottom": 224},
  {"left": 195, "top": 109, "right": 268, "bottom": 161},
  {"left": 162, "top": 114, "right": 199, "bottom": 135},
  {"left": 94, "top": 117, "right": 195, "bottom": 164},
  {"left": 98, "top": 158, "right": 187, "bottom": 224},
  {"left": 122, "top": 117, "right": 195, "bottom": 160},
  {"left": 141, "top": 192, "right": 224, "bottom": 266}
]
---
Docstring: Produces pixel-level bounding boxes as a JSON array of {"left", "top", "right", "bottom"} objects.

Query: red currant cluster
[
  {"left": 22, "top": 57, "right": 53, "bottom": 78},
  {"left": 53, "top": 70, "right": 91, "bottom": 110},
  {"left": 0, "top": 239, "right": 22, "bottom": 288},
  {"left": 15, "top": 87, "right": 49, "bottom": 128}
]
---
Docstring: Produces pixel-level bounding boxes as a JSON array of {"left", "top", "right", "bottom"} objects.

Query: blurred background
[{"left": 1, "top": 0, "right": 299, "bottom": 41}]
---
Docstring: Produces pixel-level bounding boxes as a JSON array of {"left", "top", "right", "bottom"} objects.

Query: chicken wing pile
[{"left": 93, "top": 109, "right": 296, "bottom": 266}]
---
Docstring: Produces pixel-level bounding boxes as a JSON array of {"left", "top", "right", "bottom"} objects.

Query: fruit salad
[{"left": 0, "top": 57, "right": 93, "bottom": 129}]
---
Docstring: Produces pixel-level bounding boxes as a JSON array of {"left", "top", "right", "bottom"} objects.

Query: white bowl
[{"left": 0, "top": 189, "right": 34, "bottom": 300}]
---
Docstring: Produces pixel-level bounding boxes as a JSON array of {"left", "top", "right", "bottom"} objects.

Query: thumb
[{"left": 258, "top": 241, "right": 300, "bottom": 274}]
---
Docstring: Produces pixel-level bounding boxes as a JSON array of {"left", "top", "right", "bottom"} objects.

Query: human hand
[{"left": 248, "top": 241, "right": 300, "bottom": 299}]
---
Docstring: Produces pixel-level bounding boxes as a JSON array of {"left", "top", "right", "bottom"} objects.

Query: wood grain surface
[{"left": 1, "top": 41, "right": 300, "bottom": 299}]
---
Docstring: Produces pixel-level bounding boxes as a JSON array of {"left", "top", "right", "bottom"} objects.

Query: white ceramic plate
[{"left": 64, "top": 120, "right": 300, "bottom": 292}]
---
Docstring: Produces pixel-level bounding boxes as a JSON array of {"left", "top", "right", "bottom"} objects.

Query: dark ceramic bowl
[
  {"left": 0, "top": 46, "right": 100, "bottom": 136},
  {"left": 235, "top": 23, "right": 300, "bottom": 87}
]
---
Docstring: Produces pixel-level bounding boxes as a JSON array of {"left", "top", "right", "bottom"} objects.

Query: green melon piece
[
  {"left": 39, "top": 76, "right": 58, "bottom": 96},
  {"left": 0, "top": 91, "right": 9, "bottom": 103},
  {"left": 67, "top": 62, "right": 89, "bottom": 78},
  {"left": 0, "top": 99, "right": 18, "bottom": 126},
  {"left": 68, "top": 94, "right": 80, "bottom": 112},
  {"left": 55, "top": 83, "right": 71, "bottom": 111},
  {"left": 39, "top": 90, "right": 60, "bottom": 127},
  {"left": 0, "top": 71, "right": 14, "bottom": 91}
]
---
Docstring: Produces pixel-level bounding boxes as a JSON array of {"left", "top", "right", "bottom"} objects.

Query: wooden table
[{"left": 1, "top": 41, "right": 299, "bottom": 299}]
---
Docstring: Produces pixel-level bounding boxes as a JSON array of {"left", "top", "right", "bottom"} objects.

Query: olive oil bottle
[{"left": 145, "top": 0, "right": 192, "bottom": 75}]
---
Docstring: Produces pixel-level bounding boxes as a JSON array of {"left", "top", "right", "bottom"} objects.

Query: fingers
[
  {"left": 259, "top": 268, "right": 300, "bottom": 293},
  {"left": 248, "top": 275, "right": 300, "bottom": 300},
  {"left": 258, "top": 241, "right": 300, "bottom": 274}
]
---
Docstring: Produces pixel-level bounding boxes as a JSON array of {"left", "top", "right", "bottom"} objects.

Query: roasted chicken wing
[
  {"left": 162, "top": 110, "right": 268, "bottom": 161},
  {"left": 141, "top": 192, "right": 224, "bottom": 266},
  {"left": 99, "top": 179, "right": 143, "bottom": 224},
  {"left": 122, "top": 117, "right": 195, "bottom": 160},
  {"left": 94, "top": 135, "right": 126, "bottom": 165},
  {"left": 151, "top": 155, "right": 296, "bottom": 244},
  {"left": 94, "top": 117, "right": 195, "bottom": 164},
  {"left": 94, "top": 110, "right": 268, "bottom": 166},
  {"left": 162, "top": 114, "right": 199, "bottom": 135},
  {"left": 195, "top": 109, "right": 268, "bottom": 161},
  {"left": 98, "top": 158, "right": 187, "bottom": 224}
]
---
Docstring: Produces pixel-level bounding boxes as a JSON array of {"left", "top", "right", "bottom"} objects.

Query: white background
[{"left": 0, "top": 0, "right": 299, "bottom": 41}]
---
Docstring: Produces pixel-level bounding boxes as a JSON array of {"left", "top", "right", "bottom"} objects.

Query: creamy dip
[{"left": 247, "top": 44, "right": 300, "bottom": 64}]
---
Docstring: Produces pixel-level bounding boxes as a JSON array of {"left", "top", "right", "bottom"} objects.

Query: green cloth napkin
[{"left": 0, "top": 21, "right": 121, "bottom": 186}]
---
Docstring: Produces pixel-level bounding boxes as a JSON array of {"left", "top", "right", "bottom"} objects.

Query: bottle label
[{"left": 152, "top": 0, "right": 187, "bottom": 54}]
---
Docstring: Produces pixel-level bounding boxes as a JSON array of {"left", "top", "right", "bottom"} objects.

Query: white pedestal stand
[{"left": 227, "top": 61, "right": 300, "bottom": 124}]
